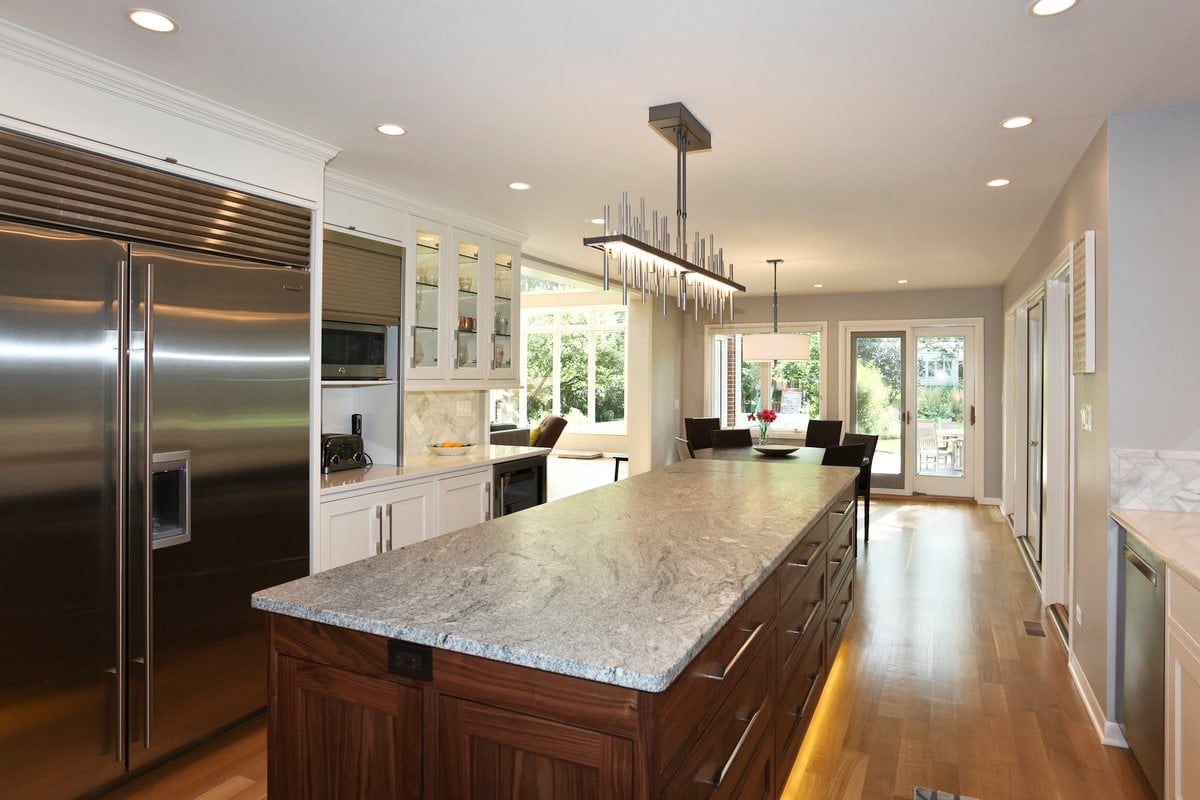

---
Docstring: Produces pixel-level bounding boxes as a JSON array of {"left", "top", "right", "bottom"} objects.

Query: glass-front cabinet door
[
  {"left": 489, "top": 243, "right": 518, "bottom": 381},
  {"left": 450, "top": 230, "right": 486, "bottom": 379},
  {"left": 407, "top": 218, "right": 446, "bottom": 379}
]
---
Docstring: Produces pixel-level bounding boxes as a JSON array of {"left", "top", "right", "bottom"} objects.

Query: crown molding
[
  {"left": 326, "top": 169, "right": 529, "bottom": 245},
  {"left": 0, "top": 18, "right": 340, "bottom": 165}
]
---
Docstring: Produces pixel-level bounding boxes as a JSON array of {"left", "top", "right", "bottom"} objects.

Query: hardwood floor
[
  {"left": 780, "top": 499, "right": 1155, "bottom": 800},
  {"left": 103, "top": 499, "right": 1154, "bottom": 799}
]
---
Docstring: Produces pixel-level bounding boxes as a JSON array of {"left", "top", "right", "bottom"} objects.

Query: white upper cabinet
[{"left": 405, "top": 217, "right": 521, "bottom": 388}]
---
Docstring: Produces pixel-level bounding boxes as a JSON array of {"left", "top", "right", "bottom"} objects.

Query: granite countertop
[
  {"left": 1111, "top": 508, "right": 1200, "bottom": 592},
  {"left": 322, "top": 445, "right": 550, "bottom": 496},
  {"left": 255, "top": 459, "right": 859, "bottom": 692}
]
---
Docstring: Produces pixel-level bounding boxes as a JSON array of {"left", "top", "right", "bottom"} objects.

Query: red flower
[{"left": 752, "top": 409, "right": 777, "bottom": 423}]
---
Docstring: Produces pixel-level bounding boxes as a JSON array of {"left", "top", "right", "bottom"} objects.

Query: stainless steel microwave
[{"left": 321, "top": 320, "right": 390, "bottom": 380}]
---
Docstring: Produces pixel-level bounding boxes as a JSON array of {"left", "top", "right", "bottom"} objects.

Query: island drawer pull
[
  {"left": 830, "top": 500, "right": 853, "bottom": 516},
  {"left": 828, "top": 544, "right": 851, "bottom": 567},
  {"left": 786, "top": 541, "right": 822, "bottom": 568},
  {"left": 704, "top": 621, "right": 764, "bottom": 681},
  {"left": 786, "top": 601, "right": 821, "bottom": 637},
  {"left": 701, "top": 706, "right": 762, "bottom": 787},
  {"left": 790, "top": 667, "right": 824, "bottom": 722}
]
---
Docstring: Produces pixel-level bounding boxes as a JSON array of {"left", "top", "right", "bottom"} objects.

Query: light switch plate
[
  {"left": 456, "top": 400, "right": 471, "bottom": 417},
  {"left": 1079, "top": 403, "right": 1093, "bottom": 431}
]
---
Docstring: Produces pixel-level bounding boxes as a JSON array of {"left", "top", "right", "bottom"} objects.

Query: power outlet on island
[{"left": 456, "top": 400, "right": 471, "bottom": 417}]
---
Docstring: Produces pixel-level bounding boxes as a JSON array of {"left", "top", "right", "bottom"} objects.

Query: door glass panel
[
  {"left": 413, "top": 230, "right": 440, "bottom": 368},
  {"left": 852, "top": 334, "right": 904, "bottom": 486},
  {"left": 455, "top": 242, "right": 479, "bottom": 369},
  {"left": 915, "top": 335, "right": 966, "bottom": 477},
  {"left": 492, "top": 250, "right": 512, "bottom": 370}
]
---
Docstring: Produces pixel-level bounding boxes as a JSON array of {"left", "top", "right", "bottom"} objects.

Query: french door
[{"left": 847, "top": 322, "right": 979, "bottom": 498}]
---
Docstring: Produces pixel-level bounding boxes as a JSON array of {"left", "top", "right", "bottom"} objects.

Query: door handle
[
  {"left": 141, "top": 262, "right": 154, "bottom": 750},
  {"left": 1029, "top": 440, "right": 1039, "bottom": 447},
  {"left": 970, "top": 405, "right": 976, "bottom": 426}
]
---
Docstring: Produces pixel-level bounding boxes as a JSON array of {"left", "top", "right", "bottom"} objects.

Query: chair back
[
  {"left": 917, "top": 418, "right": 936, "bottom": 450},
  {"left": 674, "top": 437, "right": 694, "bottom": 460},
  {"left": 710, "top": 428, "right": 753, "bottom": 448},
  {"left": 684, "top": 417, "right": 721, "bottom": 451},
  {"left": 533, "top": 415, "right": 568, "bottom": 450},
  {"left": 841, "top": 432, "right": 878, "bottom": 490},
  {"left": 821, "top": 442, "right": 867, "bottom": 467},
  {"left": 805, "top": 419, "right": 843, "bottom": 448}
]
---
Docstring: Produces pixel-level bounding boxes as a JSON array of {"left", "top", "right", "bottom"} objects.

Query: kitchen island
[{"left": 253, "top": 458, "right": 860, "bottom": 798}]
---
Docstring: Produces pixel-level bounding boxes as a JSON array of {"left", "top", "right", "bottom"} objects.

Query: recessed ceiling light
[
  {"left": 1001, "top": 115, "right": 1035, "bottom": 129},
  {"left": 813, "top": 284, "right": 824, "bottom": 288},
  {"left": 988, "top": 178, "right": 1011, "bottom": 187},
  {"left": 1028, "top": 0, "right": 1078, "bottom": 17},
  {"left": 897, "top": 279, "right": 909, "bottom": 285},
  {"left": 375, "top": 123, "right": 407, "bottom": 136},
  {"left": 508, "top": 182, "right": 531, "bottom": 191},
  {"left": 126, "top": 8, "right": 178, "bottom": 33},
  {"left": 589, "top": 218, "right": 605, "bottom": 225}
]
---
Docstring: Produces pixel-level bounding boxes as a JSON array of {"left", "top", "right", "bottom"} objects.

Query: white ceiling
[{"left": 3, "top": 0, "right": 1200, "bottom": 296}]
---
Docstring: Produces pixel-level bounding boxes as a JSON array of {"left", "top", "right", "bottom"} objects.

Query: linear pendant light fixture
[
  {"left": 583, "top": 102, "right": 745, "bottom": 322},
  {"left": 742, "top": 259, "right": 810, "bottom": 361}
]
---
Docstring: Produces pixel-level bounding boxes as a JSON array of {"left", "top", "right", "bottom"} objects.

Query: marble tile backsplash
[
  {"left": 404, "top": 391, "right": 483, "bottom": 459},
  {"left": 1110, "top": 449, "right": 1200, "bottom": 511}
]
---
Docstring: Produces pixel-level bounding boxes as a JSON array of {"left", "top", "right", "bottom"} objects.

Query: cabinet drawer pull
[
  {"left": 787, "top": 541, "right": 822, "bottom": 568},
  {"left": 703, "top": 621, "right": 764, "bottom": 682},
  {"left": 786, "top": 601, "right": 821, "bottom": 637},
  {"left": 828, "top": 544, "right": 851, "bottom": 567},
  {"left": 831, "top": 500, "right": 853, "bottom": 516},
  {"left": 790, "top": 667, "right": 824, "bottom": 722},
  {"left": 701, "top": 706, "right": 762, "bottom": 787}
]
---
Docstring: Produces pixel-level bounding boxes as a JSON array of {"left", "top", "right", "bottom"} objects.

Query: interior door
[
  {"left": 1027, "top": 300, "right": 1044, "bottom": 562},
  {"left": 911, "top": 326, "right": 976, "bottom": 498},
  {"left": 849, "top": 332, "right": 905, "bottom": 490}
]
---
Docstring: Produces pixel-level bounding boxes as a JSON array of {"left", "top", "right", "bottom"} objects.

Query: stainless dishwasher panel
[{"left": 1121, "top": 528, "right": 1165, "bottom": 799}]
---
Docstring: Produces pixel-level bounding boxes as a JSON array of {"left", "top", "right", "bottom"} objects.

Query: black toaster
[{"left": 321, "top": 433, "right": 364, "bottom": 473}]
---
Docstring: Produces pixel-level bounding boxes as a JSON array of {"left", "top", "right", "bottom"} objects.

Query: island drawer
[
  {"left": 779, "top": 522, "right": 827, "bottom": 604},
  {"left": 775, "top": 627, "right": 825, "bottom": 774},
  {"left": 827, "top": 487, "right": 856, "bottom": 539},
  {"left": 826, "top": 508, "right": 855, "bottom": 592},
  {"left": 654, "top": 574, "right": 777, "bottom": 778},
  {"left": 827, "top": 569, "right": 855, "bottom": 657},
  {"left": 778, "top": 564, "right": 825, "bottom": 681},
  {"left": 659, "top": 631, "right": 775, "bottom": 800}
]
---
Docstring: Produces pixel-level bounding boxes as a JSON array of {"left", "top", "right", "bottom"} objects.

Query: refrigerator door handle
[
  {"left": 115, "top": 258, "right": 128, "bottom": 765},
  {"left": 142, "top": 262, "right": 154, "bottom": 750}
]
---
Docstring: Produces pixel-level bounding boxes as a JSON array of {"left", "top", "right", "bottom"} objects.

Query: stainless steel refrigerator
[{"left": 0, "top": 219, "right": 310, "bottom": 799}]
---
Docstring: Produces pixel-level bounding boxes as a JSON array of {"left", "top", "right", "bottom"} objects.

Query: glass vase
[{"left": 758, "top": 423, "right": 770, "bottom": 445}]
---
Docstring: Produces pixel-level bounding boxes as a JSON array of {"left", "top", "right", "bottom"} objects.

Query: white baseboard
[
  {"left": 1068, "top": 650, "right": 1128, "bottom": 748},
  {"left": 980, "top": 496, "right": 1002, "bottom": 506}
]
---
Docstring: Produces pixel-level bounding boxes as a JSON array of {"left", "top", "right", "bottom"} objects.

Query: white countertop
[
  {"left": 321, "top": 445, "right": 550, "bottom": 496},
  {"left": 1111, "top": 508, "right": 1200, "bottom": 592},
  {"left": 256, "top": 459, "right": 859, "bottom": 692}
]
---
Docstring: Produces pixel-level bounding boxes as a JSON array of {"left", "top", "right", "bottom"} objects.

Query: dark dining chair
[
  {"left": 821, "top": 442, "right": 866, "bottom": 467},
  {"left": 804, "top": 419, "right": 843, "bottom": 448},
  {"left": 674, "top": 436, "right": 694, "bottom": 461},
  {"left": 710, "top": 428, "right": 753, "bottom": 448},
  {"left": 841, "top": 432, "right": 879, "bottom": 542},
  {"left": 684, "top": 417, "right": 721, "bottom": 451}
]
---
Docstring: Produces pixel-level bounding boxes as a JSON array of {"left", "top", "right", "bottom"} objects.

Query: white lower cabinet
[
  {"left": 437, "top": 469, "right": 491, "bottom": 536},
  {"left": 319, "top": 467, "right": 492, "bottom": 571},
  {"left": 1167, "top": 569, "right": 1200, "bottom": 799}
]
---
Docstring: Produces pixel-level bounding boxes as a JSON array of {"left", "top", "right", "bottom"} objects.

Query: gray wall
[
  {"left": 680, "top": 287, "right": 1004, "bottom": 497},
  {"left": 1002, "top": 123, "right": 1111, "bottom": 716},
  {"left": 1108, "top": 104, "right": 1200, "bottom": 451}
]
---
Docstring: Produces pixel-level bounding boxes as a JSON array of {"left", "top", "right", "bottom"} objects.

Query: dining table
[{"left": 693, "top": 444, "right": 869, "bottom": 467}]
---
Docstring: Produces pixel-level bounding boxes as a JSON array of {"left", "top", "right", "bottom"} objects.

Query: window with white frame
[
  {"left": 708, "top": 325, "right": 825, "bottom": 434},
  {"left": 492, "top": 306, "right": 627, "bottom": 434}
]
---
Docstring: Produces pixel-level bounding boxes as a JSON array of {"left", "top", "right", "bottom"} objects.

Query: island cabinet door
[
  {"left": 436, "top": 695, "right": 635, "bottom": 799},
  {"left": 273, "top": 655, "right": 423, "bottom": 799}
]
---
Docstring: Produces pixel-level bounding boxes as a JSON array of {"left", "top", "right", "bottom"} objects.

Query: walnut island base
[{"left": 256, "top": 460, "right": 859, "bottom": 798}]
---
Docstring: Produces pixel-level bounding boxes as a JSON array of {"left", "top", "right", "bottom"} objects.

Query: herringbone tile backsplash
[{"left": 405, "top": 391, "right": 484, "bottom": 459}]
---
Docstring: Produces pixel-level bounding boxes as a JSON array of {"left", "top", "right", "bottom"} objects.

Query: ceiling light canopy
[
  {"left": 742, "top": 260, "right": 810, "bottom": 362},
  {"left": 583, "top": 102, "right": 744, "bottom": 322},
  {"left": 1001, "top": 115, "right": 1035, "bottom": 129},
  {"left": 375, "top": 123, "right": 407, "bottom": 136},
  {"left": 126, "top": 8, "right": 178, "bottom": 33},
  {"left": 1029, "top": 0, "right": 1079, "bottom": 17},
  {"left": 987, "top": 178, "right": 1011, "bottom": 187},
  {"left": 508, "top": 182, "right": 531, "bottom": 191}
]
